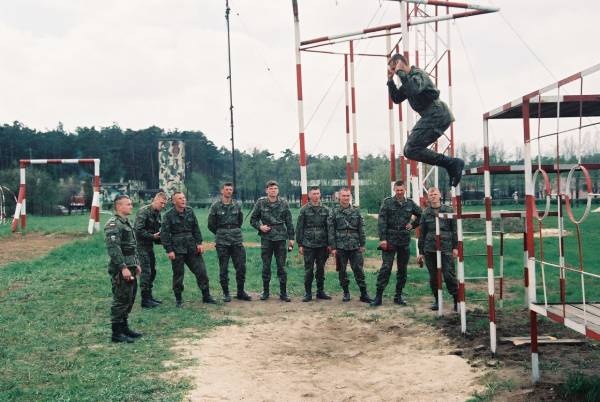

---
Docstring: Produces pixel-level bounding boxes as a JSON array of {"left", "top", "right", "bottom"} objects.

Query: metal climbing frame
[
  {"left": 11, "top": 159, "right": 102, "bottom": 234},
  {"left": 483, "top": 62, "right": 600, "bottom": 382},
  {"left": 291, "top": 0, "right": 498, "bottom": 205}
]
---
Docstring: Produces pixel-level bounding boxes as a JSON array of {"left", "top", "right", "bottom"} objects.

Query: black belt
[
  {"left": 219, "top": 224, "right": 240, "bottom": 229},
  {"left": 337, "top": 229, "right": 358, "bottom": 233},
  {"left": 122, "top": 251, "right": 136, "bottom": 256}
]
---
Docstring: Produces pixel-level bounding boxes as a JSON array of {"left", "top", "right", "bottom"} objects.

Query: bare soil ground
[
  {"left": 0, "top": 232, "right": 81, "bottom": 267},
  {"left": 169, "top": 300, "right": 486, "bottom": 402}
]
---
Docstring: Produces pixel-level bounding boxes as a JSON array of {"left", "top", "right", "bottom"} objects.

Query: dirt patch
[
  {"left": 169, "top": 302, "right": 485, "bottom": 401},
  {"left": 0, "top": 232, "right": 80, "bottom": 267}
]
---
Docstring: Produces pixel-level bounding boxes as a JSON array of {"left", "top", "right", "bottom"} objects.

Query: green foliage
[
  {"left": 185, "top": 172, "right": 209, "bottom": 201},
  {"left": 560, "top": 372, "right": 600, "bottom": 402}
]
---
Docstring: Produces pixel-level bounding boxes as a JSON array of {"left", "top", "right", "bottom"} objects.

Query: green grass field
[{"left": 1, "top": 204, "right": 599, "bottom": 400}]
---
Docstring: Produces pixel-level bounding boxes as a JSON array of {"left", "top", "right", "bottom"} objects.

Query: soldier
[
  {"left": 327, "top": 188, "right": 372, "bottom": 303},
  {"left": 134, "top": 191, "right": 167, "bottom": 308},
  {"left": 417, "top": 187, "right": 458, "bottom": 311},
  {"left": 161, "top": 191, "right": 216, "bottom": 307},
  {"left": 207, "top": 182, "right": 252, "bottom": 302},
  {"left": 387, "top": 53, "right": 464, "bottom": 187},
  {"left": 104, "top": 195, "right": 142, "bottom": 343},
  {"left": 250, "top": 180, "right": 295, "bottom": 302},
  {"left": 296, "top": 186, "right": 331, "bottom": 302},
  {"left": 371, "top": 180, "right": 422, "bottom": 307}
]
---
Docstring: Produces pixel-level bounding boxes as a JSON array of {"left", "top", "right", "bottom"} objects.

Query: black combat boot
[
  {"left": 111, "top": 323, "right": 134, "bottom": 343},
  {"left": 302, "top": 284, "right": 312, "bottom": 302},
  {"left": 370, "top": 289, "right": 383, "bottom": 307},
  {"left": 342, "top": 286, "right": 351, "bottom": 302},
  {"left": 260, "top": 281, "right": 270, "bottom": 300},
  {"left": 359, "top": 287, "right": 372, "bottom": 303},
  {"left": 443, "top": 157, "right": 465, "bottom": 187},
  {"left": 453, "top": 294, "right": 458, "bottom": 312},
  {"left": 222, "top": 285, "right": 231, "bottom": 303},
  {"left": 279, "top": 282, "right": 291, "bottom": 302},
  {"left": 202, "top": 289, "right": 217, "bottom": 304},
  {"left": 394, "top": 294, "right": 407, "bottom": 306},
  {"left": 175, "top": 293, "right": 183, "bottom": 308},
  {"left": 141, "top": 291, "right": 160, "bottom": 308},
  {"left": 236, "top": 285, "right": 252, "bottom": 301},
  {"left": 123, "top": 320, "right": 142, "bottom": 338},
  {"left": 149, "top": 291, "right": 162, "bottom": 304},
  {"left": 316, "top": 281, "right": 331, "bottom": 300}
]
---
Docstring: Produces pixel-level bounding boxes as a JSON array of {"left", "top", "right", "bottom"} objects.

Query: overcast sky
[{"left": 1, "top": 0, "right": 599, "bottom": 159}]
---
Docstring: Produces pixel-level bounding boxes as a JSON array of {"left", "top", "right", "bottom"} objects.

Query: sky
[{"left": 1, "top": 0, "right": 599, "bottom": 160}]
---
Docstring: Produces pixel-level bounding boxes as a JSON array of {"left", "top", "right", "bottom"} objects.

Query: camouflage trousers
[
  {"left": 216, "top": 243, "right": 246, "bottom": 291},
  {"left": 303, "top": 246, "right": 328, "bottom": 292},
  {"left": 110, "top": 271, "right": 137, "bottom": 324},
  {"left": 376, "top": 245, "right": 410, "bottom": 293},
  {"left": 404, "top": 103, "right": 453, "bottom": 166},
  {"left": 261, "top": 239, "right": 288, "bottom": 285},
  {"left": 424, "top": 252, "right": 458, "bottom": 297},
  {"left": 170, "top": 252, "right": 210, "bottom": 297},
  {"left": 336, "top": 249, "right": 367, "bottom": 290},
  {"left": 138, "top": 246, "right": 157, "bottom": 292}
]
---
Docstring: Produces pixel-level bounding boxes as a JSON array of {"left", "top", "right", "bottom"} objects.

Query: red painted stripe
[
  {"left": 437, "top": 266, "right": 443, "bottom": 290},
  {"left": 530, "top": 310, "right": 538, "bottom": 353},
  {"left": 523, "top": 90, "right": 539, "bottom": 101},
  {"left": 502, "top": 102, "right": 511, "bottom": 111},
  {"left": 20, "top": 160, "right": 29, "bottom": 168},
  {"left": 300, "top": 35, "right": 330, "bottom": 46},
  {"left": 586, "top": 328, "right": 600, "bottom": 342},
  {"left": 94, "top": 176, "right": 100, "bottom": 188},
  {"left": 483, "top": 146, "right": 489, "bottom": 166},
  {"left": 299, "top": 134, "right": 306, "bottom": 165},
  {"left": 363, "top": 22, "right": 402, "bottom": 34},
  {"left": 390, "top": 144, "right": 396, "bottom": 181},
  {"left": 484, "top": 197, "right": 492, "bottom": 220},
  {"left": 483, "top": 112, "right": 490, "bottom": 119},
  {"left": 435, "top": 234, "right": 441, "bottom": 250},
  {"left": 499, "top": 277, "right": 504, "bottom": 299},
  {"left": 458, "top": 283, "right": 465, "bottom": 301},
  {"left": 349, "top": 41, "right": 354, "bottom": 63},
  {"left": 522, "top": 100, "right": 530, "bottom": 142},
  {"left": 526, "top": 195, "right": 535, "bottom": 257},
  {"left": 488, "top": 295, "right": 496, "bottom": 322},
  {"left": 46, "top": 159, "right": 62, "bottom": 164},
  {"left": 560, "top": 278, "right": 565, "bottom": 304},
  {"left": 296, "top": 64, "right": 303, "bottom": 101},
  {"left": 558, "top": 72, "right": 581, "bottom": 87},
  {"left": 345, "top": 106, "right": 350, "bottom": 133},
  {"left": 351, "top": 88, "right": 356, "bottom": 112},
  {"left": 346, "top": 163, "right": 352, "bottom": 188},
  {"left": 447, "top": 49, "right": 452, "bottom": 86},
  {"left": 78, "top": 159, "right": 96, "bottom": 164},
  {"left": 524, "top": 267, "right": 529, "bottom": 287},
  {"left": 353, "top": 144, "right": 359, "bottom": 170},
  {"left": 547, "top": 310, "right": 564, "bottom": 324},
  {"left": 486, "top": 246, "right": 493, "bottom": 267}
]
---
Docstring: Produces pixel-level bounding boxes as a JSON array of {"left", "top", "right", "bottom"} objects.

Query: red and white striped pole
[
  {"left": 89, "top": 159, "right": 101, "bottom": 234},
  {"left": 446, "top": 0, "right": 455, "bottom": 159},
  {"left": 386, "top": 30, "right": 397, "bottom": 194},
  {"left": 349, "top": 40, "right": 360, "bottom": 205},
  {"left": 344, "top": 55, "right": 352, "bottom": 189},
  {"left": 483, "top": 118, "right": 497, "bottom": 356},
  {"left": 11, "top": 161, "right": 27, "bottom": 232},
  {"left": 395, "top": 44, "right": 407, "bottom": 186},
  {"left": 435, "top": 214, "right": 443, "bottom": 316},
  {"left": 455, "top": 184, "right": 466, "bottom": 331},
  {"left": 292, "top": 0, "right": 308, "bottom": 205}
]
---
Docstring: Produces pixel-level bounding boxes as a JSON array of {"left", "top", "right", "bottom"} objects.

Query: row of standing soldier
[{"left": 104, "top": 180, "right": 458, "bottom": 343}]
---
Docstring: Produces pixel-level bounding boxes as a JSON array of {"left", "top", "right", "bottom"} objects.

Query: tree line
[{"left": 0, "top": 121, "right": 599, "bottom": 215}]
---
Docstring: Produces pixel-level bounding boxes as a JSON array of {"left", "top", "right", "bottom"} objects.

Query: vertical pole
[
  {"left": 395, "top": 44, "right": 406, "bottom": 186},
  {"left": 89, "top": 159, "right": 101, "bottom": 234},
  {"left": 484, "top": 118, "right": 496, "bottom": 356},
  {"left": 455, "top": 183, "right": 466, "bottom": 332},
  {"left": 434, "top": 5, "right": 439, "bottom": 187},
  {"left": 11, "top": 161, "right": 27, "bottom": 232},
  {"left": 436, "top": 215, "right": 443, "bottom": 316},
  {"left": 292, "top": 0, "right": 308, "bottom": 205},
  {"left": 386, "top": 30, "right": 396, "bottom": 194},
  {"left": 344, "top": 55, "right": 352, "bottom": 189},
  {"left": 499, "top": 219, "right": 504, "bottom": 308},
  {"left": 401, "top": 1, "right": 416, "bottom": 202},
  {"left": 225, "top": 0, "right": 237, "bottom": 193},
  {"left": 349, "top": 40, "right": 360, "bottom": 205},
  {"left": 446, "top": 0, "right": 455, "bottom": 158},
  {"left": 531, "top": 310, "right": 540, "bottom": 382}
]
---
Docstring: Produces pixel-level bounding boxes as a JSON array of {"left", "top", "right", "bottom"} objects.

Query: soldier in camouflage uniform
[
  {"left": 134, "top": 191, "right": 167, "bottom": 308},
  {"left": 296, "top": 186, "right": 331, "bottom": 302},
  {"left": 161, "top": 192, "right": 216, "bottom": 307},
  {"left": 208, "top": 182, "right": 252, "bottom": 302},
  {"left": 327, "top": 188, "right": 372, "bottom": 303},
  {"left": 417, "top": 187, "right": 458, "bottom": 311},
  {"left": 371, "top": 180, "right": 421, "bottom": 307},
  {"left": 104, "top": 195, "right": 143, "bottom": 343},
  {"left": 250, "top": 180, "right": 295, "bottom": 302},
  {"left": 387, "top": 53, "right": 464, "bottom": 187}
]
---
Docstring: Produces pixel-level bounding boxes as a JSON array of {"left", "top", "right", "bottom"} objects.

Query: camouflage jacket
[
  {"left": 104, "top": 214, "right": 139, "bottom": 275},
  {"left": 328, "top": 205, "right": 365, "bottom": 250},
  {"left": 207, "top": 199, "right": 244, "bottom": 246},
  {"left": 418, "top": 204, "right": 458, "bottom": 254},
  {"left": 134, "top": 204, "right": 162, "bottom": 248},
  {"left": 378, "top": 196, "right": 422, "bottom": 246},
  {"left": 250, "top": 197, "right": 294, "bottom": 241},
  {"left": 296, "top": 203, "right": 330, "bottom": 248},
  {"left": 388, "top": 66, "right": 454, "bottom": 122},
  {"left": 161, "top": 206, "right": 203, "bottom": 254}
]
